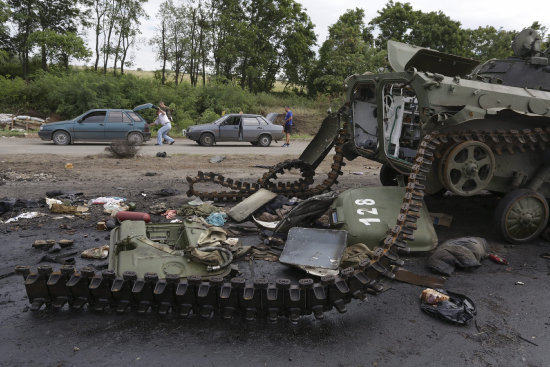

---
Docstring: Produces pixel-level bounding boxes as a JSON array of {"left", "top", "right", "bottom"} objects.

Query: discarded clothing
[
  {"left": 340, "top": 243, "right": 373, "bottom": 269},
  {"left": 420, "top": 288, "right": 476, "bottom": 325},
  {"left": 179, "top": 203, "right": 218, "bottom": 217},
  {"left": 149, "top": 203, "right": 168, "bottom": 215},
  {"left": 206, "top": 212, "right": 228, "bottom": 226},
  {"left": 427, "top": 237, "right": 488, "bottom": 276}
]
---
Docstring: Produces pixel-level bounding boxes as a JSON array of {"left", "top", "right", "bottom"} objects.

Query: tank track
[
  {"left": 16, "top": 127, "right": 549, "bottom": 321},
  {"left": 185, "top": 129, "right": 348, "bottom": 201}
]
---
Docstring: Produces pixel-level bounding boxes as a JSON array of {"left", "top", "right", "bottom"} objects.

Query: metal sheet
[
  {"left": 279, "top": 227, "right": 347, "bottom": 270},
  {"left": 228, "top": 189, "right": 277, "bottom": 222}
]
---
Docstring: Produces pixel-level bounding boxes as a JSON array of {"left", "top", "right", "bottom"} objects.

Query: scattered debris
[
  {"left": 64, "top": 163, "right": 73, "bottom": 169},
  {"left": 155, "top": 188, "right": 180, "bottom": 197},
  {"left": 515, "top": 281, "right": 525, "bottom": 285},
  {"left": 32, "top": 239, "right": 56, "bottom": 249},
  {"left": 252, "top": 216, "right": 278, "bottom": 229},
  {"left": 205, "top": 212, "right": 227, "bottom": 226},
  {"left": 352, "top": 171, "right": 364, "bottom": 175},
  {"left": 50, "top": 204, "right": 88, "bottom": 214},
  {"left": 145, "top": 172, "right": 157, "bottom": 176},
  {"left": 209, "top": 155, "right": 226, "bottom": 163},
  {"left": 116, "top": 211, "right": 151, "bottom": 223},
  {"left": 58, "top": 239, "right": 74, "bottom": 248},
  {"left": 430, "top": 212, "right": 453, "bottom": 227},
  {"left": 156, "top": 152, "right": 167, "bottom": 158},
  {"left": 279, "top": 227, "right": 347, "bottom": 271},
  {"left": 420, "top": 288, "right": 450, "bottom": 304},
  {"left": 420, "top": 288, "right": 476, "bottom": 325},
  {"left": 427, "top": 237, "right": 488, "bottom": 276},
  {"left": 275, "top": 191, "right": 337, "bottom": 234},
  {"left": 488, "top": 253, "right": 509, "bottom": 265},
  {"left": 81, "top": 245, "right": 109, "bottom": 260},
  {"left": 5, "top": 211, "right": 44, "bottom": 223},
  {"left": 161, "top": 210, "right": 178, "bottom": 220},
  {"left": 228, "top": 189, "right": 278, "bottom": 222},
  {"left": 179, "top": 203, "right": 218, "bottom": 217},
  {"left": 105, "top": 141, "right": 140, "bottom": 158},
  {"left": 149, "top": 203, "right": 167, "bottom": 215},
  {"left": 394, "top": 268, "right": 446, "bottom": 288},
  {"left": 97, "top": 221, "right": 107, "bottom": 231}
]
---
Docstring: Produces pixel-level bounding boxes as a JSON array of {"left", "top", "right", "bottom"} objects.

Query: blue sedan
[{"left": 38, "top": 104, "right": 154, "bottom": 145}]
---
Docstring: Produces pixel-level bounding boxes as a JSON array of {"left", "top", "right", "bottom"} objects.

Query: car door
[
  {"left": 218, "top": 115, "right": 240, "bottom": 141},
  {"left": 73, "top": 111, "right": 106, "bottom": 140},
  {"left": 106, "top": 111, "right": 133, "bottom": 140},
  {"left": 242, "top": 116, "right": 263, "bottom": 141}
]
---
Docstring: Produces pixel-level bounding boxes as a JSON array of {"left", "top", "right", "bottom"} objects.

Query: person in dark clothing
[{"left": 282, "top": 106, "right": 293, "bottom": 147}]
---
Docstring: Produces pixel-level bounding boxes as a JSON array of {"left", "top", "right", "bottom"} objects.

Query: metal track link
[{"left": 186, "top": 128, "right": 350, "bottom": 201}]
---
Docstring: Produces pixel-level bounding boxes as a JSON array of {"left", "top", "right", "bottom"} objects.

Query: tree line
[{"left": 0, "top": 0, "right": 548, "bottom": 96}]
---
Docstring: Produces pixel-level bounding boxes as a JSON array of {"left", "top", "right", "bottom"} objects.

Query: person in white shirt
[{"left": 150, "top": 108, "right": 174, "bottom": 145}]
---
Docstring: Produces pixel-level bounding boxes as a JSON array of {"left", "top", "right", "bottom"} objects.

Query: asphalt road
[{"left": 0, "top": 136, "right": 311, "bottom": 156}]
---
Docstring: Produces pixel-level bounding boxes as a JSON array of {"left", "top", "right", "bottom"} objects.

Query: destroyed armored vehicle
[{"left": 339, "top": 28, "right": 550, "bottom": 244}]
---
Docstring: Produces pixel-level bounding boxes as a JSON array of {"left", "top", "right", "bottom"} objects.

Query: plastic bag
[{"left": 420, "top": 288, "right": 476, "bottom": 325}]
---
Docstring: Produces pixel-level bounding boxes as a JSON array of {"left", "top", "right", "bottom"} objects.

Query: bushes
[{"left": 0, "top": 69, "right": 329, "bottom": 134}]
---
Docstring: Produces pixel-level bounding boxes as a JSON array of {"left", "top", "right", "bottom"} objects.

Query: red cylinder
[{"left": 116, "top": 211, "right": 151, "bottom": 223}]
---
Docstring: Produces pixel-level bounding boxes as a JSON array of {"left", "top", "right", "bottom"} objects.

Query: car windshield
[{"left": 213, "top": 116, "right": 228, "bottom": 125}]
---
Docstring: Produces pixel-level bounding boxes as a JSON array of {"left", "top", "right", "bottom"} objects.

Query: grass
[{"left": 0, "top": 129, "right": 38, "bottom": 137}]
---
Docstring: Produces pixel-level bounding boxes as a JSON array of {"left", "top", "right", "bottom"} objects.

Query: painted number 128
[{"left": 354, "top": 198, "right": 381, "bottom": 226}]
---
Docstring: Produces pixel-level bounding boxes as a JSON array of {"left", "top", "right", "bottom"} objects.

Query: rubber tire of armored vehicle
[
  {"left": 379, "top": 163, "right": 398, "bottom": 186},
  {"left": 494, "top": 188, "right": 549, "bottom": 244},
  {"left": 199, "top": 133, "right": 215, "bottom": 146},
  {"left": 258, "top": 134, "right": 272, "bottom": 147},
  {"left": 53, "top": 131, "right": 71, "bottom": 145}
]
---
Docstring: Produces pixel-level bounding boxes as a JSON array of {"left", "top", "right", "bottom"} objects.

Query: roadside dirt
[{"left": 1, "top": 151, "right": 549, "bottom": 367}]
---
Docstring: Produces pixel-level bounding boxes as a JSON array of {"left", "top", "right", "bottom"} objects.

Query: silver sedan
[{"left": 185, "top": 113, "right": 284, "bottom": 147}]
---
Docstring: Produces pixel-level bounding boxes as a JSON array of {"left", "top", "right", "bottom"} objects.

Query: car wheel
[
  {"left": 494, "top": 188, "right": 549, "bottom": 244},
  {"left": 196, "top": 140, "right": 202, "bottom": 146},
  {"left": 52, "top": 131, "right": 70, "bottom": 145},
  {"left": 258, "top": 134, "right": 271, "bottom": 147},
  {"left": 127, "top": 132, "right": 144, "bottom": 145},
  {"left": 199, "top": 133, "right": 215, "bottom": 146}
]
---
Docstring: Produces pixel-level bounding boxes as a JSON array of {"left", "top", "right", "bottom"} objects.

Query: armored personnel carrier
[{"left": 337, "top": 28, "right": 550, "bottom": 244}]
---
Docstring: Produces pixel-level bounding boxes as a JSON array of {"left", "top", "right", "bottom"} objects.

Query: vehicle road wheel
[
  {"left": 52, "top": 131, "right": 70, "bottom": 145},
  {"left": 127, "top": 132, "right": 144, "bottom": 145},
  {"left": 258, "top": 134, "right": 271, "bottom": 147},
  {"left": 379, "top": 163, "right": 398, "bottom": 186},
  {"left": 199, "top": 133, "right": 215, "bottom": 146},
  {"left": 494, "top": 188, "right": 549, "bottom": 244}
]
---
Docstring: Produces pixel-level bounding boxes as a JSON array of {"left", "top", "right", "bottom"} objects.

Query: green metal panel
[{"left": 330, "top": 187, "right": 437, "bottom": 252}]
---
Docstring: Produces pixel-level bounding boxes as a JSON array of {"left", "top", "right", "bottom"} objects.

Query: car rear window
[
  {"left": 81, "top": 111, "right": 106, "bottom": 123},
  {"left": 258, "top": 117, "right": 269, "bottom": 125},
  {"left": 108, "top": 111, "right": 132, "bottom": 123},
  {"left": 127, "top": 112, "right": 143, "bottom": 122},
  {"left": 242, "top": 117, "right": 259, "bottom": 126}
]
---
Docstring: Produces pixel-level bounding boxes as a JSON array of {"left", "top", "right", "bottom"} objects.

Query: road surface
[{"left": 0, "top": 136, "right": 313, "bottom": 156}]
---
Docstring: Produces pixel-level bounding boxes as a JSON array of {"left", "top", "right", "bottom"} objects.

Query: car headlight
[{"left": 39, "top": 125, "right": 44, "bottom": 131}]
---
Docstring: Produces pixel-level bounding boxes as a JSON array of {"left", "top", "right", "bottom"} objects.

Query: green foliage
[{"left": 308, "top": 8, "right": 384, "bottom": 95}]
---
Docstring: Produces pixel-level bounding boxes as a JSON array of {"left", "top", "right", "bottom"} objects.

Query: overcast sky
[{"left": 87, "top": 0, "right": 550, "bottom": 71}]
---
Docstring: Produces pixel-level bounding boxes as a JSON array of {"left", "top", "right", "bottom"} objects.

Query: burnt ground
[{"left": 0, "top": 152, "right": 549, "bottom": 367}]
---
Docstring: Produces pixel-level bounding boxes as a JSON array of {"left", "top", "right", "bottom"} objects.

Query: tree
[
  {"left": 308, "top": 8, "right": 378, "bottom": 95},
  {"left": 0, "top": 0, "right": 10, "bottom": 63},
  {"left": 464, "top": 26, "right": 516, "bottom": 61},
  {"left": 34, "top": 0, "right": 84, "bottom": 71},
  {"left": 8, "top": 0, "right": 37, "bottom": 79},
  {"left": 370, "top": 1, "right": 467, "bottom": 55},
  {"left": 150, "top": 1, "right": 170, "bottom": 84},
  {"left": 28, "top": 30, "right": 91, "bottom": 68}
]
